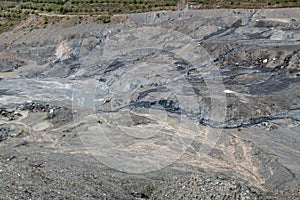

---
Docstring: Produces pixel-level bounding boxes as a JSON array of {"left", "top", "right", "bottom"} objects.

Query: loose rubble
[{"left": 0, "top": 8, "right": 299, "bottom": 199}]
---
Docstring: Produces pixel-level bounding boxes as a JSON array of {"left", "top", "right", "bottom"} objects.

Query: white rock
[
  {"left": 263, "top": 59, "right": 268, "bottom": 64},
  {"left": 224, "top": 90, "right": 237, "bottom": 94},
  {"left": 55, "top": 41, "right": 70, "bottom": 60}
]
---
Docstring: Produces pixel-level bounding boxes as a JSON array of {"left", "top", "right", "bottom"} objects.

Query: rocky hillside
[{"left": 0, "top": 8, "right": 300, "bottom": 199}]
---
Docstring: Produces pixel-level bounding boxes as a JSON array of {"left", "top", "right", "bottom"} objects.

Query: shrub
[
  {"left": 98, "top": 14, "right": 110, "bottom": 23},
  {"left": 46, "top": 6, "right": 53, "bottom": 12}
]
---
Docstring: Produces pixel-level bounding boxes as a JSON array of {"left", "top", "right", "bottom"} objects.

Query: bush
[
  {"left": 98, "top": 14, "right": 110, "bottom": 23},
  {"left": 46, "top": 6, "right": 53, "bottom": 12},
  {"left": 59, "top": 6, "right": 68, "bottom": 14}
]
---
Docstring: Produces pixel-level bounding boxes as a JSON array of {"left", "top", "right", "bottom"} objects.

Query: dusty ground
[{"left": 0, "top": 8, "right": 300, "bottom": 199}]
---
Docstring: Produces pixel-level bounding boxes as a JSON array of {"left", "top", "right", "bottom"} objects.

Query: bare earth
[{"left": 0, "top": 8, "right": 300, "bottom": 199}]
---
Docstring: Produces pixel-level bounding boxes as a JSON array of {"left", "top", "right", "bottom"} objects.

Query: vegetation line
[{"left": 0, "top": 0, "right": 300, "bottom": 33}]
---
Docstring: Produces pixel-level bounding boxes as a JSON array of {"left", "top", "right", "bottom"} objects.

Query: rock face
[{"left": 0, "top": 8, "right": 300, "bottom": 199}]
